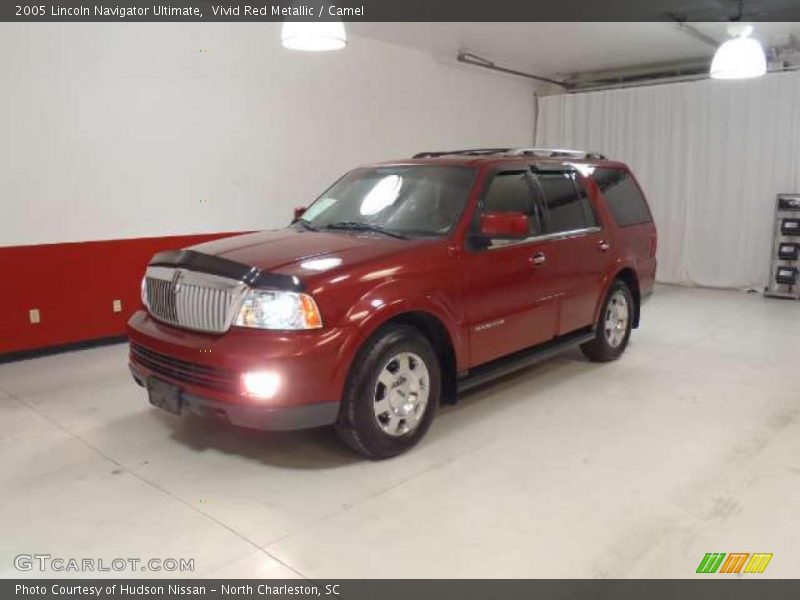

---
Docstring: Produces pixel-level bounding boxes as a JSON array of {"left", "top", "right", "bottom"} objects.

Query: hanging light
[
  {"left": 281, "top": 21, "right": 347, "bottom": 51},
  {"left": 710, "top": 24, "right": 767, "bottom": 79}
]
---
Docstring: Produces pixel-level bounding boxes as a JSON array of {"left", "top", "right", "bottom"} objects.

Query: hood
[{"left": 188, "top": 228, "right": 419, "bottom": 277}]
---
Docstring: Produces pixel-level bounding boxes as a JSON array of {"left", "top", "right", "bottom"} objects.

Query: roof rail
[
  {"left": 412, "top": 147, "right": 607, "bottom": 160},
  {"left": 506, "top": 148, "right": 607, "bottom": 160},
  {"left": 412, "top": 148, "right": 511, "bottom": 158}
]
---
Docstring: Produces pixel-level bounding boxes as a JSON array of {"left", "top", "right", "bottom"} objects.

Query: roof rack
[
  {"left": 412, "top": 147, "right": 607, "bottom": 160},
  {"left": 412, "top": 148, "right": 512, "bottom": 159},
  {"left": 506, "top": 148, "right": 607, "bottom": 160}
]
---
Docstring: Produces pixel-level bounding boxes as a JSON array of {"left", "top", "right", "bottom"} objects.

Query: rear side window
[
  {"left": 536, "top": 171, "right": 597, "bottom": 234},
  {"left": 593, "top": 168, "right": 652, "bottom": 227}
]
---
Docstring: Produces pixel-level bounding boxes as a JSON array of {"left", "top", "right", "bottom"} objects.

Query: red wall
[{"left": 0, "top": 232, "right": 246, "bottom": 356}]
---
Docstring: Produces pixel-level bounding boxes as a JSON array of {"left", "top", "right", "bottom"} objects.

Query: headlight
[{"left": 235, "top": 289, "right": 322, "bottom": 330}]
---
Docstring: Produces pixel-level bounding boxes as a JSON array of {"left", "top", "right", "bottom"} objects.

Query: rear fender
[{"left": 593, "top": 260, "right": 641, "bottom": 328}]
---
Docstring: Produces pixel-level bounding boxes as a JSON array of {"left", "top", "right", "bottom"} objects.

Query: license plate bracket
[{"left": 147, "top": 377, "right": 182, "bottom": 415}]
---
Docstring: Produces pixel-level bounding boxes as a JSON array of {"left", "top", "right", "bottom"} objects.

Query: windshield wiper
[
  {"left": 294, "top": 219, "right": 317, "bottom": 231},
  {"left": 323, "top": 221, "right": 408, "bottom": 239}
]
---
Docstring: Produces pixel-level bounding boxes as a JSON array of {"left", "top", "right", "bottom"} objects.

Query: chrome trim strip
[{"left": 483, "top": 226, "right": 602, "bottom": 251}]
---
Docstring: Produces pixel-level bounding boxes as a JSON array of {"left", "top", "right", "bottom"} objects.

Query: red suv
[{"left": 128, "top": 148, "right": 656, "bottom": 458}]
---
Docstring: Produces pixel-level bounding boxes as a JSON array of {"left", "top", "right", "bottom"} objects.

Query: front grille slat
[
  {"left": 182, "top": 283, "right": 190, "bottom": 328},
  {"left": 157, "top": 279, "right": 169, "bottom": 323},
  {"left": 143, "top": 266, "right": 245, "bottom": 334},
  {"left": 202, "top": 287, "right": 209, "bottom": 330},
  {"left": 208, "top": 288, "right": 215, "bottom": 331},
  {"left": 168, "top": 279, "right": 178, "bottom": 322},
  {"left": 159, "top": 280, "right": 168, "bottom": 321},
  {"left": 134, "top": 344, "right": 223, "bottom": 376},
  {"left": 156, "top": 280, "right": 164, "bottom": 320},
  {"left": 200, "top": 285, "right": 207, "bottom": 331},
  {"left": 149, "top": 279, "right": 157, "bottom": 318},
  {"left": 149, "top": 279, "right": 158, "bottom": 320},
  {"left": 189, "top": 284, "right": 197, "bottom": 329},
  {"left": 130, "top": 342, "right": 239, "bottom": 393},
  {"left": 195, "top": 285, "right": 201, "bottom": 330},
  {"left": 195, "top": 285, "right": 203, "bottom": 330}
]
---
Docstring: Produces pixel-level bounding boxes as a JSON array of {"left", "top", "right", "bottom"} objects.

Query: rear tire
[
  {"left": 335, "top": 325, "right": 440, "bottom": 459},
  {"left": 580, "top": 280, "right": 634, "bottom": 362}
]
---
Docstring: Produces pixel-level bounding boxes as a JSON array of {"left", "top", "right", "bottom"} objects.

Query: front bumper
[
  {"left": 129, "top": 365, "right": 339, "bottom": 430},
  {"left": 127, "top": 310, "right": 361, "bottom": 431}
]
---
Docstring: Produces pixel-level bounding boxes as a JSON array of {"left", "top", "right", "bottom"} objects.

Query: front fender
[{"left": 342, "top": 278, "right": 467, "bottom": 371}]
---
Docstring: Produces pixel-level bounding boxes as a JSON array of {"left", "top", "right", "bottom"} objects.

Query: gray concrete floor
[{"left": 1, "top": 285, "right": 798, "bottom": 579}]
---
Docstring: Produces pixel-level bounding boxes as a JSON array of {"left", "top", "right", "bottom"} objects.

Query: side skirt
[{"left": 457, "top": 327, "right": 595, "bottom": 393}]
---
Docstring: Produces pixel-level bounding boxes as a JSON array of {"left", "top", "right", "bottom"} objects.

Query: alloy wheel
[
  {"left": 603, "top": 290, "right": 630, "bottom": 348},
  {"left": 372, "top": 352, "right": 430, "bottom": 436}
]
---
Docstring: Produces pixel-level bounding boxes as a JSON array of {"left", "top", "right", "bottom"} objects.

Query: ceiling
[{"left": 350, "top": 22, "right": 800, "bottom": 78}]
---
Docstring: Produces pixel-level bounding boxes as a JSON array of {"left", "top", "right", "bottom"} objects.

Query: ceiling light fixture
[
  {"left": 710, "top": 23, "right": 767, "bottom": 80},
  {"left": 281, "top": 21, "right": 347, "bottom": 51}
]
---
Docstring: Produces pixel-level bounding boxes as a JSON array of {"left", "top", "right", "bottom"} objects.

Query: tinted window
[
  {"left": 593, "top": 168, "right": 652, "bottom": 227},
  {"left": 482, "top": 171, "right": 540, "bottom": 235},
  {"left": 537, "top": 171, "right": 594, "bottom": 233},
  {"left": 485, "top": 172, "right": 533, "bottom": 213}
]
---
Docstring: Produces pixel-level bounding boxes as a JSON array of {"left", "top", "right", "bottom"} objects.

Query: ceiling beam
[
  {"left": 674, "top": 22, "right": 719, "bottom": 50},
  {"left": 457, "top": 51, "right": 569, "bottom": 88}
]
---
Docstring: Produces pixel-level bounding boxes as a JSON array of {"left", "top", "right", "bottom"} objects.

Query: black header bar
[
  {"left": 6, "top": 579, "right": 800, "bottom": 600},
  {"left": 3, "top": 0, "right": 800, "bottom": 22}
]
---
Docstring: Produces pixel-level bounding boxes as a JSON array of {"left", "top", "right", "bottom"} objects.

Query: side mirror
[
  {"left": 479, "top": 212, "right": 530, "bottom": 239},
  {"left": 293, "top": 206, "right": 307, "bottom": 220}
]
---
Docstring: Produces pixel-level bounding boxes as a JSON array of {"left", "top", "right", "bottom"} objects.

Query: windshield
[{"left": 300, "top": 166, "right": 476, "bottom": 238}]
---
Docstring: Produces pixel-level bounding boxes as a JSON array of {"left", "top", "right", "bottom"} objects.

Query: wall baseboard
[{"left": 0, "top": 335, "right": 129, "bottom": 364}]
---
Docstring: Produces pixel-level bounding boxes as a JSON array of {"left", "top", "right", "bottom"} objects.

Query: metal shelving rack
[{"left": 765, "top": 193, "right": 800, "bottom": 300}]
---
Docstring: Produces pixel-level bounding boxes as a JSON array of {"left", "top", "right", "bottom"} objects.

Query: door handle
[
  {"left": 598, "top": 240, "right": 610, "bottom": 252},
  {"left": 531, "top": 252, "right": 546, "bottom": 266}
]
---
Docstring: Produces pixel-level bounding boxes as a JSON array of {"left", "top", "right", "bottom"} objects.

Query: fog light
[{"left": 242, "top": 371, "right": 280, "bottom": 400}]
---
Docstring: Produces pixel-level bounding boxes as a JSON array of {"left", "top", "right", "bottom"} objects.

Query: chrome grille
[{"left": 144, "top": 266, "right": 247, "bottom": 334}]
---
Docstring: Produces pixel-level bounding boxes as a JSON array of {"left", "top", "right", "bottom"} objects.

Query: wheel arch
[
  {"left": 358, "top": 309, "right": 459, "bottom": 406},
  {"left": 613, "top": 267, "right": 641, "bottom": 328}
]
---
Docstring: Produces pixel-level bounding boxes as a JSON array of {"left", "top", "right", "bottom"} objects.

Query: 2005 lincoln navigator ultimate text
[{"left": 128, "top": 147, "right": 657, "bottom": 458}]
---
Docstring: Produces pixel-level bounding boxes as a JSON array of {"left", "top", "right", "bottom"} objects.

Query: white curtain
[{"left": 536, "top": 71, "right": 800, "bottom": 289}]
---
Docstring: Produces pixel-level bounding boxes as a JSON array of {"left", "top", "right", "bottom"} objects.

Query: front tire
[
  {"left": 335, "top": 325, "right": 440, "bottom": 459},
  {"left": 580, "top": 280, "right": 634, "bottom": 362}
]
